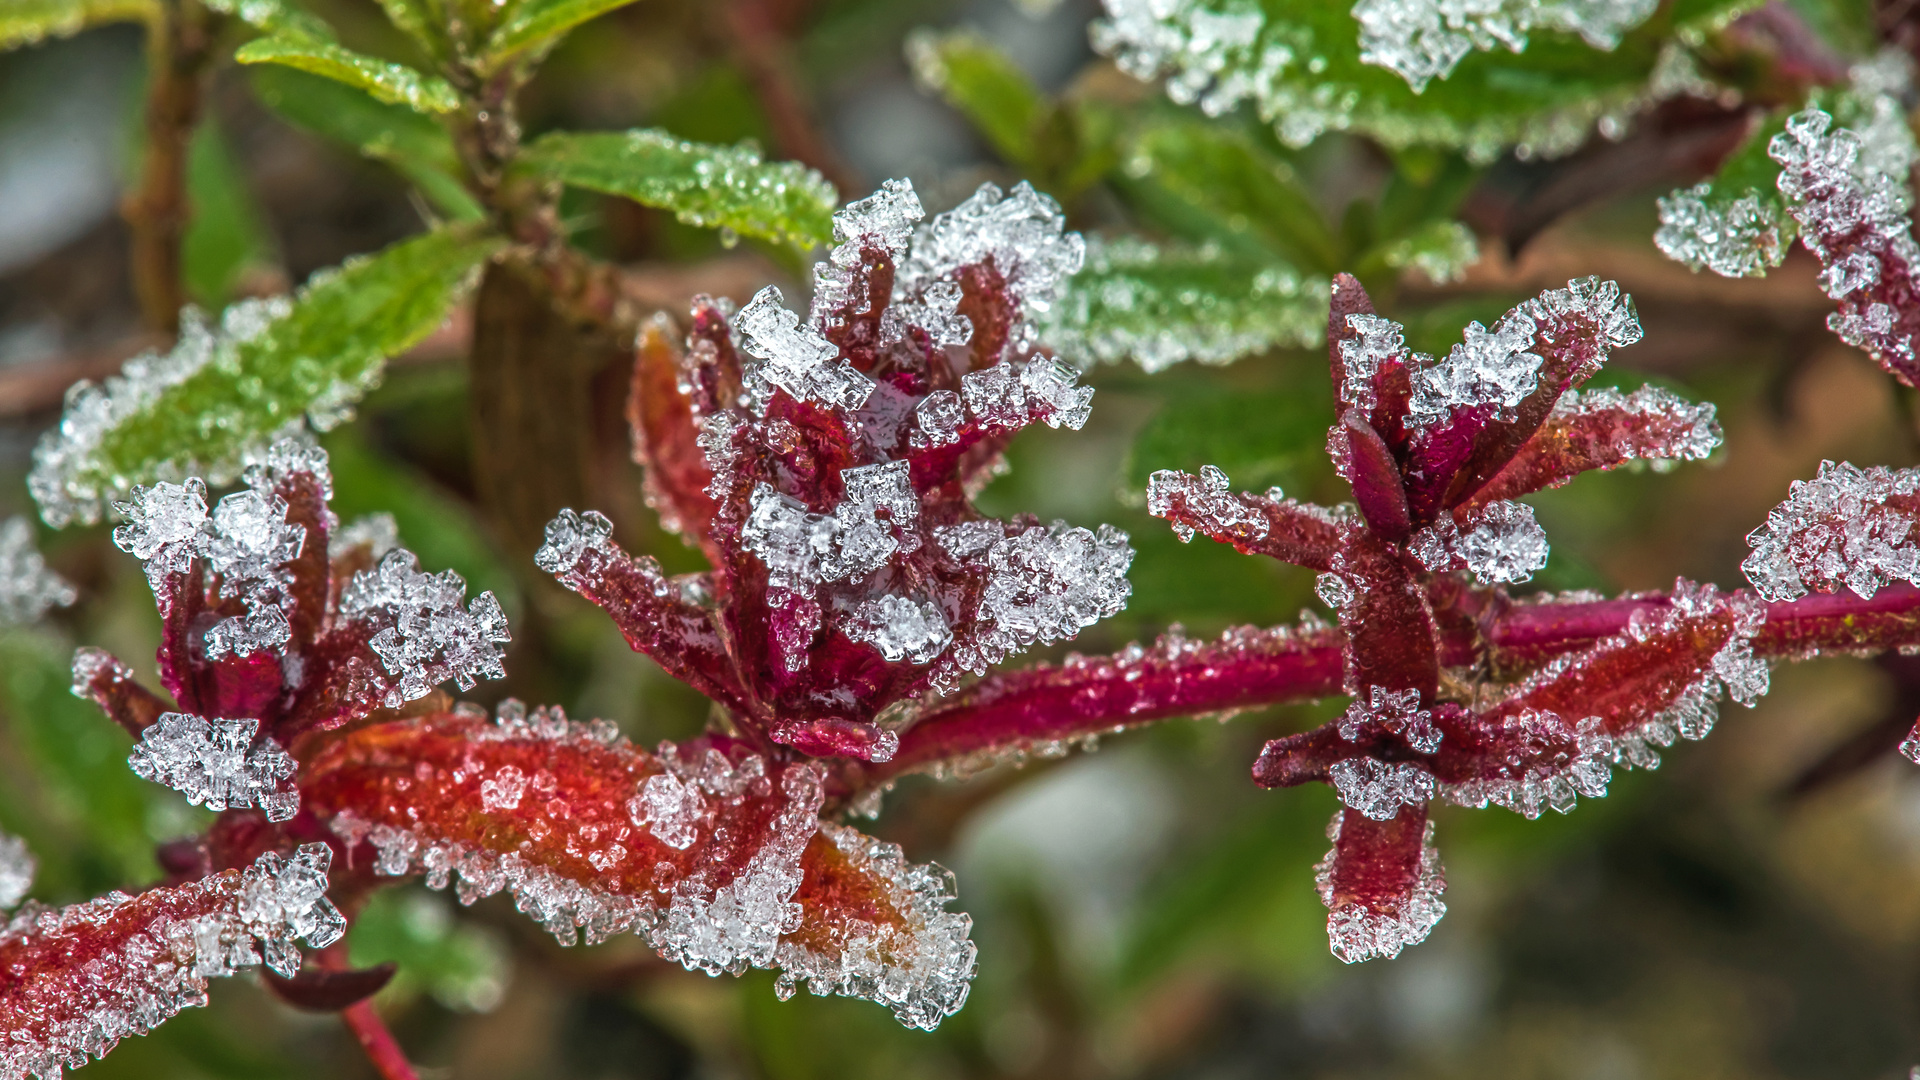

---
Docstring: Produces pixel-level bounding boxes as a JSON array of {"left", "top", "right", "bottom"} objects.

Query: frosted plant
[
  {"left": 0, "top": 832, "right": 31, "bottom": 910},
  {"left": 1352, "top": 0, "right": 1657, "bottom": 92},
  {"left": 1409, "top": 499, "right": 1550, "bottom": 585},
  {"left": 1317, "top": 810, "right": 1446, "bottom": 963},
  {"left": 340, "top": 549, "right": 511, "bottom": 707},
  {"left": 0, "top": 517, "right": 76, "bottom": 626},
  {"left": 129, "top": 713, "right": 299, "bottom": 821},
  {"left": 543, "top": 177, "right": 1132, "bottom": 764},
  {"left": 1742, "top": 459, "right": 1920, "bottom": 603},
  {"left": 1382, "top": 220, "right": 1481, "bottom": 284},
  {"left": 1655, "top": 182, "right": 1789, "bottom": 278}
]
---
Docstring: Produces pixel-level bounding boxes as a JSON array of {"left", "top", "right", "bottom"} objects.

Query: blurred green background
[{"left": 6, "top": 0, "right": 1920, "bottom": 1077}]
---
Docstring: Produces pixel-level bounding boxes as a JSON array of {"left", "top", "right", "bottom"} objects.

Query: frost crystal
[
  {"left": 111, "top": 479, "right": 210, "bottom": 592},
  {"left": 1741, "top": 459, "right": 1920, "bottom": 601},
  {"left": 1352, "top": 0, "right": 1657, "bottom": 92},
  {"left": 895, "top": 182, "right": 1085, "bottom": 352},
  {"left": 1339, "top": 313, "right": 1408, "bottom": 414},
  {"left": 1549, "top": 385, "right": 1722, "bottom": 464},
  {"left": 1146, "top": 464, "right": 1270, "bottom": 544},
  {"left": 1340, "top": 685, "right": 1442, "bottom": 753},
  {"left": 1441, "top": 711, "right": 1614, "bottom": 818},
  {"left": 978, "top": 524, "right": 1133, "bottom": 651},
  {"left": 29, "top": 298, "right": 292, "bottom": 528},
  {"left": 128, "top": 713, "right": 299, "bottom": 821},
  {"left": 534, "top": 509, "right": 616, "bottom": 576},
  {"left": 1407, "top": 309, "right": 1541, "bottom": 426},
  {"left": 1316, "top": 813, "right": 1446, "bottom": 964},
  {"left": 329, "top": 513, "right": 399, "bottom": 559},
  {"left": 813, "top": 178, "right": 926, "bottom": 328},
  {"left": 846, "top": 594, "right": 954, "bottom": 664},
  {"left": 1654, "top": 183, "right": 1788, "bottom": 278},
  {"left": 1411, "top": 500, "right": 1550, "bottom": 584},
  {"left": 960, "top": 358, "right": 1095, "bottom": 432},
  {"left": 0, "top": 517, "right": 76, "bottom": 626},
  {"left": 0, "top": 833, "right": 32, "bottom": 910},
  {"left": 1330, "top": 758, "right": 1438, "bottom": 819},
  {"left": 742, "top": 461, "right": 918, "bottom": 589},
  {"left": 735, "top": 286, "right": 875, "bottom": 413},
  {"left": 340, "top": 549, "right": 511, "bottom": 707},
  {"left": 912, "top": 390, "right": 965, "bottom": 448}
]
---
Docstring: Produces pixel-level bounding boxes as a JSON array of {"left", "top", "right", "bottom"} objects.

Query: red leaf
[{"left": 1316, "top": 806, "right": 1445, "bottom": 963}]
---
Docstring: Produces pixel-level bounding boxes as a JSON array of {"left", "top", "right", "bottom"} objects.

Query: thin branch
[
  {"left": 125, "top": 0, "right": 220, "bottom": 334},
  {"left": 339, "top": 1001, "right": 421, "bottom": 1080},
  {"left": 721, "top": 0, "right": 862, "bottom": 196}
]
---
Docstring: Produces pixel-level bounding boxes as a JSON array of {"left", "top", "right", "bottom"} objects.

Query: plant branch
[
  {"left": 721, "top": 0, "right": 861, "bottom": 196},
  {"left": 125, "top": 0, "right": 220, "bottom": 334},
  {"left": 339, "top": 1001, "right": 421, "bottom": 1080}
]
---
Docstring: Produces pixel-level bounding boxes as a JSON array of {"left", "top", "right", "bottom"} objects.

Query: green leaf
[
  {"left": 1123, "top": 376, "right": 1334, "bottom": 502},
  {"left": 905, "top": 27, "right": 1046, "bottom": 169},
  {"left": 347, "top": 886, "right": 509, "bottom": 1011},
  {"left": 0, "top": 0, "right": 156, "bottom": 50},
  {"left": 1120, "top": 119, "right": 1342, "bottom": 273},
  {"left": 29, "top": 228, "right": 503, "bottom": 528},
  {"left": 370, "top": 0, "right": 451, "bottom": 65},
  {"left": 202, "top": 0, "right": 332, "bottom": 38},
  {"left": 249, "top": 66, "right": 482, "bottom": 221},
  {"left": 485, "top": 0, "right": 641, "bottom": 65},
  {"left": 520, "top": 129, "right": 838, "bottom": 250},
  {"left": 235, "top": 35, "right": 462, "bottom": 115},
  {"left": 1041, "top": 236, "right": 1326, "bottom": 372},
  {"left": 182, "top": 119, "right": 276, "bottom": 306},
  {"left": 1379, "top": 218, "right": 1480, "bottom": 284}
]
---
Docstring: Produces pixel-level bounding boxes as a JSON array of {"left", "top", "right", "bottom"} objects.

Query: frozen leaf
[
  {"left": 341, "top": 549, "right": 511, "bottom": 707},
  {"left": 486, "top": 0, "right": 645, "bottom": 65},
  {"left": 303, "top": 705, "right": 976, "bottom": 1029},
  {"left": 906, "top": 28, "right": 1047, "bottom": 169},
  {"left": 521, "top": 130, "right": 837, "bottom": 250},
  {"left": 0, "top": 0, "right": 155, "bottom": 51},
  {"left": 0, "top": 833, "right": 31, "bottom": 910},
  {"left": 128, "top": 713, "right": 299, "bottom": 821},
  {"left": 31, "top": 230, "right": 499, "bottom": 528},
  {"left": 1315, "top": 807, "right": 1445, "bottom": 963},
  {"left": 1146, "top": 464, "right": 1347, "bottom": 568},
  {"left": 1655, "top": 181, "right": 1791, "bottom": 277},
  {"left": 1382, "top": 219, "right": 1481, "bottom": 284},
  {"left": 0, "top": 846, "right": 341, "bottom": 1079},
  {"left": 1352, "top": 0, "right": 1656, "bottom": 91},
  {"left": 895, "top": 181, "right": 1085, "bottom": 352},
  {"left": 0, "top": 517, "right": 76, "bottom": 626},
  {"left": 1742, "top": 459, "right": 1920, "bottom": 602},
  {"left": 234, "top": 36, "right": 460, "bottom": 115},
  {"left": 1468, "top": 384, "right": 1721, "bottom": 506},
  {"left": 1040, "top": 237, "right": 1325, "bottom": 372}
]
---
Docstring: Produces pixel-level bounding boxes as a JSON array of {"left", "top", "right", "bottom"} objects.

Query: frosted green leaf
[
  {"left": 0, "top": 0, "right": 156, "bottom": 50},
  {"left": 520, "top": 129, "right": 838, "bottom": 250},
  {"left": 1383, "top": 219, "right": 1480, "bottom": 284},
  {"left": 203, "top": 0, "right": 332, "bottom": 38},
  {"left": 1041, "top": 236, "right": 1326, "bottom": 372},
  {"left": 235, "top": 36, "right": 461, "bottom": 115},
  {"left": 906, "top": 28, "right": 1047, "bottom": 168},
  {"left": 371, "top": 0, "right": 450, "bottom": 65},
  {"left": 1121, "top": 119, "right": 1339, "bottom": 273},
  {"left": 30, "top": 229, "right": 502, "bottom": 528},
  {"left": 1352, "top": 0, "right": 1658, "bottom": 91},
  {"left": 251, "top": 66, "right": 482, "bottom": 221},
  {"left": 486, "top": 0, "right": 643, "bottom": 64},
  {"left": 1092, "top": 0, "right": 1758, "bottom": 161}
]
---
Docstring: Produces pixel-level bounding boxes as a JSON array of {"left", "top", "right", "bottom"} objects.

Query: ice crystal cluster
[
  {"left": 1149, "top": 271, "right": 1753, "bottom": 962},
  {"left": 339, "top": 550, "right": 511, "bottom": 707},
  {"left": 0, "top": 833, "right": 31, "bottom": 911},
  {"left": 1654, "top": 182, "right": 1790, "bottom": 279},
  {"left": 0, "top": 845, "right": 342, "bottom": 1080},
  {"left": 1351, "top": 0, "right": 1656, "bottom": 91},
  {"left": 545, "top": 177, "right": 1131, "bottom": 764},
  {"left": 1742, "top": 459, "right": 1920, "bottom": 602},
  {"left": 28, "top": 299, "right": 292, "bottom": 529},
  {"left": 1038, "top": 237, "right": 1325, "bottom": 372},
  {"left": 129, "top": 713, "right": 299, "bottom": 821},
  {"left": 0, "top": 517, "right": 75, "bottom": 626},
  {"left": 303, "top": 702, "right": 977, "bottom": 1030}
]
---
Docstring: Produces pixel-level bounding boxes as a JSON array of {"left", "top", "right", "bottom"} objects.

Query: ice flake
[
  {"left": 0, "top": 832, "right": 32, "bottom": 909},
  {"left": 329, "top": 513, "right": 399, "bottom": 559},
  {"left": 884, "top": 279, "right": 973, "bottom": 349},
  {"left": 1146, "top": 464, "right": 1270, "bottom": 544},
  {"left": 934, "top": 520, "right": 1004, "bottom": 561},
  {"left": 128, "top": 713, "right": 299, "bottom": 821},
  {"left": 340, "top": 549, "right": 511, "bottom": 707},
  {"left": 111, "top": 479, "right": 210, "bottom": 591},
  {"left": 960, "top": 358, "right": 1095, "bottom": 432},
  {"left": 479, "top": 765, "right": 528, "bottom": 811},
  {"left": 1741, "top": 460, "right": 1920, "bottom": 601},
  {"left": 29, "top": 297, "right": 293, "bottom": 528},
  {"left": 1338, "top": 313, "right": 1409, "bottom": 415},
  {"left": 238, "top": 844, "right": 347, "bottom": 976},
  {"left": 911, "top": 390, "right": 964, "bottom": 448},
  {"left": 1316, "top": 813, "right": 1446, "bottom": 964},
  {"left": 629, "top": 772, "right": 705, "bottom": 849},
  {"left": 735, "top": 286, "right": 874, "bottom": 413},
  {"left": 894, "top": 181, "right": 1086, "bottom": 353},
  {"left": 773, "top": 822, "right": 977, "bottom": 1031},
  {"left": 1353, "top": 0, "right": 1657, "bottom": 92},
  {"left": 1655, "top": 183, "right": 1789, "bottom": 278},
  {"left": 742, "top": 461, "right": 917, "bottom": 589},
  {"left": 846, "top": 594, "right": 953, "bottom": 664},
  {"left": 1410, "top": 500, "right": 1549, "bottom": 584},
  {"left": 1407, "top": 309, "right": 1541, "bottom": 427},
  {"left": 977, "top": 522, "right": 1133, "bottom": 649},
  {"left": 534, "top": 509, "right": 616, "bottom": 576},
  {"left": 1340, "top": 685, "right": 1442, "bottom": 753},
  {"left": 0, "top": 517, "right": 76, "bottom": 626},
  {"left": 1330, "top": 758, "right": 1438, "bottom": 819}
]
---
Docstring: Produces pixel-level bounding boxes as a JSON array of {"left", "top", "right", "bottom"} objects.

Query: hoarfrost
[
  {"left": 846, "top": 594, "right": 954, "bottom": 664},
  {"left": 1440, "top": 710, "right": 1614, "bottom": 818},
  {"left": 934, "top": 520, "right": 1005, "bottom": 561},
  {"left": 1329, "top": 758, "right": 1438, "bottom": 820},
  {"left": 534, "top": 508, "right": 616, "bottom": 576},
  {"left": 0, "top": 516, "right": 76, "bottom": 626},
  {"left": 1406, "top": 308, "right": 1541, "bottom": 426},
  {"left": 977, "top": 523, "right": 1132, "bottom": 651},
  {"left": 1741, "top": 459, "right": 1920, "bottom": 602},
  {"left": 1550, "top": 385, "right": 1722, "bottom": 464},
  {"left": 812, "top": 178, "right": 925, "bottom": 329},
  {"left": 340, "top": 549, "right": 511, "bottom": 707},
  {"left": 1340, "top": 685, "right": 1442, "bottom": 753},
  {"left": 128, "top": 713, "right": 299, "bottom": 821},
  {"left": 911, "top": 390, "right": 964, "bottom": 448},
  {"left": 111, "top": 479, "right": 210, "bottom": 592},
  {"left": 1352, "top": 0, "right": 1657, "bottom": 92},
  {"left": 1410, "top": 500, "right": 1550, "bottom": 584},
  {"left": 894, "top": 181, "right": 1086, "bottom": 353},
  {"left": 735, "top": 286, "right": 875, "bottom": 413},
  {"left": 1338, "top": 313, "right": 1409, "bottom": 415},
  {"left": 1655, "top": 183, "right": 1788, "bottom": 278},
  {"left": 1316, "top": 813, "right": 1446, "bottom": 964},
  {"left": 959, "top": 358, "right": 1095, "bottom": 432},
  {"left": 329, "top": 513, "right": 399, "bottom": 559},
  {"left": 0, "top": 832, "right": 32, "bottom": 910},
  {"left": 741, "top": 461, "right": 918, "bottom": 589},
  {"left": 1146, "top": 464, "right": 1270, "bottom": 545},
  {"left": 629, "top": 772, "right": 705, "bottom": 850}
]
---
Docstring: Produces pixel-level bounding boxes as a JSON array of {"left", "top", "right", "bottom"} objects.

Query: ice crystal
[
  {"left": 1340, "top": 685, "right": 1442, "bottom": 753},
  {"left": 29, "top": 299, "right": 293, "bottom": 529},
  {"left": 1352, "top": 0, "right": 1657, "bottom": 92},
  {"left": 975, "top": 524, "right": 1133, "bottom": 654},
  {"left": 1654, "top": 183, "right": 1788, "bottom": 278},
  {"left": 846, "top": 594, "right": 954, "bottom": 664},
  {"left": 1410, "top": 500, "right": 1550, "bottom": 584},
  {"left": 340, "top": 549, "right": 510, "bottom": 707},
  {"left": 735, "top": 286, "right": 876, "bottom": 413},
  {"left": 1548, "top": 385, "right": 1723, "bottom": 465},
  {"left": 1316, "top": 813, "right": 1446, "bottom": 964},
  {"left": 912, "top": 390, "right": 965, "bottom": 448},
  {"left": 1147, "top": 465, "right": 1271, "bottom": 545},
  {"left": 960, "top": 358, "right": 1095, "bottom": 432},
  {"left": 111, "top": 478, "right": 211, "bottom": 591},
  {"left": 1406, "top": 309, "right": 1541, "bottom": 427},
  {"left": 329, "top": 513, "right": 399, "bottom": 559},
  {"left": 742, "top": 461, "right": 918, "bottom": 590},
  {"left": 1330, "top": 758, "right": 1438, "bottom": 819},
  {"left": 0, "top": 833, "right": 31, "bottom": 910},
  {"left": 1338, "top": 313, "right": 1408, "bottom": 415},
  {"left": 812, "top": 178, "right": 925, "bottom": 328},
  {"left": 0, "top": 845, "right": 341, "bottom": 1080},
  {"left": 1741, "top": 459, "right": 1920, "bottom": 601},
  {"left": 1440, "top": 711, "right": 1614, "bottom": 818},
  {"left": 534, "top": 508, "right": 616, "bottom": 576},
  {"left": 0, "top": 517, "right": 75, "bottom": 626},
  {"left": 128, "top": 713, "right": 299, "bottom": 821},
  {"left": 1038, "top": 237, "right": 1324, "bottom": 372},
  {"left": 894, "top": 181, "right": 1085, "bottom": 352}
]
